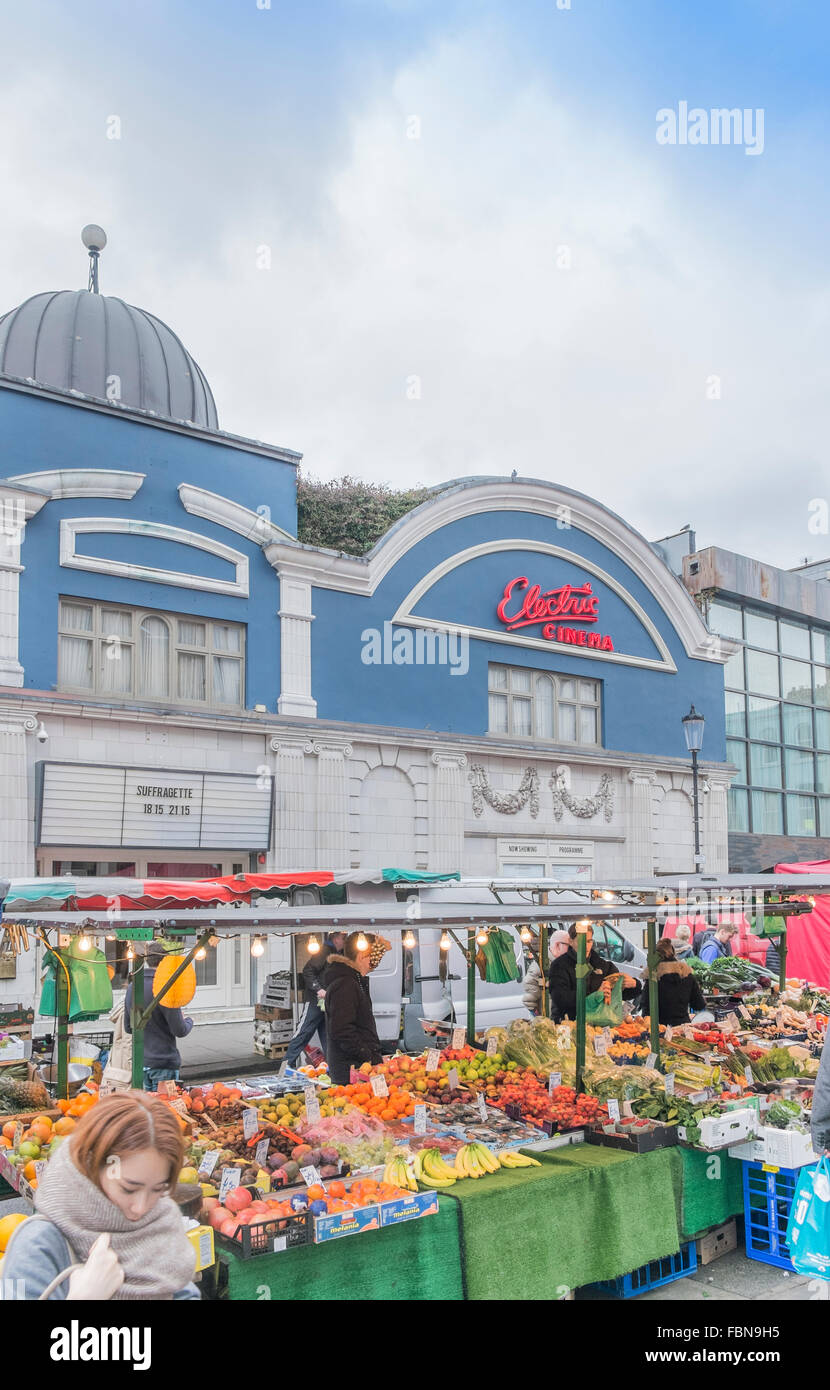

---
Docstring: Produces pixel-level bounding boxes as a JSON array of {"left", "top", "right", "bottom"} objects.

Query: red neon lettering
[{"left": 496, "top": 575, "right": 614, "bottom": 650}]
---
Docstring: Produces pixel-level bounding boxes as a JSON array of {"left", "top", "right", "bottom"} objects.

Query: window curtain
[
  {"left": 178, "top": 652, "right": 206, "bottom": 701},
  {"left": 59, "top": 636, "right": 93, "bottom": 688},
  {"left": 139, "top": 617, "right": 169, "bottom": 696},
  {"left": 213, "top": 657, "right": 241, "bottom": 704}
]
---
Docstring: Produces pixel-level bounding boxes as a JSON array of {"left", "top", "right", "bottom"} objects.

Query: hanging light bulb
[
  {"left": 78, "top": 933, "right": 92, "bottom": 952},
  {"left": 476, "top": 926, "right": 489, "bottom": 947},
  {"left": 126, "top": 942, "right": 135, "bottom": 961},
  {"left": 105, "top": 933, "right": 116, "bottom": 942},
  {"left": 519, "top": 924, "right": 532, "bottom": 944},
  {"left": 439, "top": 930, "right": 451, "bottom": 952},
  {"left": 250, "top": 936, "right": 265, "bottom": 957},
  {"left": 602, "top": 891, "right": 616, "bottom": 902},
  {"left": 403, "top": 929, "right": 416, "bottom": 950},
  {"left": 195, "top": 946, "right": 207, "bottom": 960},
  {"left": 355, "top": 932, "right": 369, "bottom": 951},
  {"left": 307, "top": 934, "right": 321, "bottom": 955}
]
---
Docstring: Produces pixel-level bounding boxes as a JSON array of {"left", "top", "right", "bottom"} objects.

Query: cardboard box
[
  {"left": 313, "top": 1203, "right": 380, "bottom": 1242},
  {"left": 186, "top": 1224, "right": 216, "bottom": 1271},
  {"left": 378, "top": 1190, "right": 440, "bottom": 1226},
  {"left": 729, "top": 1126, "right": 819, "bottom": 1168},
  {"left": 696, "top": 1219, "right": 738, "bottom": 1266},
  {"left": 255, "top": 1004, "right": 292, "bottom": 1022},
  {"left": 254, "top": 1021, "right": 294, "bottom": 1043},
  {"left": 0, "top": 1006, "right": 34, "bottom": 1029},
  {"left": 682, "top": 1108, "right": 757, "bottom": 1150}
]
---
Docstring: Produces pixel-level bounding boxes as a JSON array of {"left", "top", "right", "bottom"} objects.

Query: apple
[{"left": 208, "top": 1205, "right": 231, "bottom": 1230}]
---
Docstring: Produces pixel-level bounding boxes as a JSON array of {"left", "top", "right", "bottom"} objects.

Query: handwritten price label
[
  {"left": 548, "top": 1071, "right": 562, "bottom": 1094},
  {"left": 255, "top": 1138, "right": 270, "bottom": 1167},
  {"left": 477, "top": 1093, "right": 488, "bottom": 1121},
  {"left": 414, "top": 1105, "right": 427, "bottom": 1134},
  {"left": 664, "top": 1026, "right": 674, "bottom": 1042},
  {"left": 739, "top": 1005, "right": 751, "bottom": 1020},
  {"left": 557, "top": 1026, "right": 572, "bottom": 1049},
  {"left": 198, "top": 1148, "right": 221, "bottom": 1177},
  {"left": 486, "top": 1036, "right": 498, "bottom": 1057},
  {"left": 607, "top": 1099, "right": 621, "bottom": 1123},
  {"left": 370, "top": 1074, "right": 389, "bottom": 1098},
  {"left": 158, "top": 1080, "right": 178, "bottom": 1097},
  {"left": 664, "top": 1072, "right": 676, "bottom": 1096},
  {"left": 448, "top": 1068, "right": 460, "bottom": 1091},
  {"left": 243, "top": 1107, "right": 260, "bottom": 1140},
  {"left": 218, "top": 1168, "right": 241, "bottom": 1203},
  {"left": 646, "top": 1053, "right": 657, "bottom": 1070},
  {"left": 300, "top": 1165, "right": 323, "bottom": 1188},
  {"left": 745, "top": 1066, "right": 754, "bottom": 1085},
  {"left": 304, "top": 1086, "right": 322, "bottom": 1124},
  {"left": 426, "top": 1049, "right": 441, "bottom": 1072},
  {"left": 451, "top": 1027, "right": 466, "bottom": 1050},
  {"left": 593, "top": 1037, "right": 607, "bottom": 1057}
]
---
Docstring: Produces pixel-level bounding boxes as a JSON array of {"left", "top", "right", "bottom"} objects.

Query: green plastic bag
[
  {"left": 39, "top": 938, "right": 114, "bottom": 1022},
  {"left": 481, "top": 929, "right": 521, "bottom": 984},
  {"left": 584, "top": 977, "right": 624, "bottom": 1027}
]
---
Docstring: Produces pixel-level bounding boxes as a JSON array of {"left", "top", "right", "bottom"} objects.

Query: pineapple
[{"left": 0, "top": 1075, "right": 52, "bottom": 1113}]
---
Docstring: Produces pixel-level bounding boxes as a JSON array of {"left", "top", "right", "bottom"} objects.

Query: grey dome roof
[{"left": 0, "top": 290, "right": 218, "bottom": 428}]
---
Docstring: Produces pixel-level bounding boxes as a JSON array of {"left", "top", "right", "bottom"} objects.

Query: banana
[
  {"left": 471, "top": 1143, "right": 499, "bottom": 1173},
  {"left": 413, "top": 1150, "right": 425, "bottom": 1182},
  {"left": 498, "top": 1150, "right": 541, "bottom": 1168},
  {"left": 454, "top": 1146, "right": 471, "bottom": 1178},
  {"left": 418, "top": 1171, "right": 457, "bottom": 1189},
  {"left": 425, "top": 1149, "right": 458, "bottom": 1181}
]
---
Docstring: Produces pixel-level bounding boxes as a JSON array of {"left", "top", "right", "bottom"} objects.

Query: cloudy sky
[{"left": 1, "top": 0, "right": 828, "bottom": 568}]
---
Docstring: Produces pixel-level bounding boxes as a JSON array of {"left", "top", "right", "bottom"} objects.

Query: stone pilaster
[
  {"left": 429, "top": 751, "right": 468, "bottom": 872},
  {"left": 312, "top": 741, "right": 352, "bottom": 867},
  {"left": 269, "top": 736, "right": 315, "bottom": 870},
  {"left": 704, "top": 777, "right": 730, "bottom": 873},
  {"left": 276, "top": 572, "right": 317, "bottom": 718},
  {"left": 626, "top": 769, "right": 656, "bottom": 877},
  {"left": 0, "top": 486, "right": 47, "bottom": 687}
]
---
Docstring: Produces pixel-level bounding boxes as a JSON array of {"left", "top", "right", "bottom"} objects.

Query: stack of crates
[
  {"left": 589, "top": 1242, "right": 698, "bottom": 1298},
  {"left": 741, "top": 1160, "right": 803, "bottom": 1270}
]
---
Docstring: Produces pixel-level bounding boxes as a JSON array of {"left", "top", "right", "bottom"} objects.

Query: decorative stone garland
[
  {"left": 469, "top": 764, "right": 540, "bottom": 819},
  {"left": 550, "top": 769, "right": 615, "bottom": 822}
]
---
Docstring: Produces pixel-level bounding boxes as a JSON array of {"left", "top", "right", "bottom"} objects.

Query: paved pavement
[
  {"left": 177, "top": 1020, "right": 282, "bottom": 1082},
  {"left": 579, "top": 1246, "right": 821, "bottom": 1300}
]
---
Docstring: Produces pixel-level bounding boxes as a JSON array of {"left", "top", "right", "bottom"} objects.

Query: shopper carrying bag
[{"left": 786, "top": 1156, "right": 830, "bottom": 1279}]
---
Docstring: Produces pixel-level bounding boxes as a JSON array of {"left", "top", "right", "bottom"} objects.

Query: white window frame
[
  {"left": 488, "top": 663, "right": 602, "bottom": 746},
  {"left": 57, "top": 598, "right": 245, "bottom": 709}
]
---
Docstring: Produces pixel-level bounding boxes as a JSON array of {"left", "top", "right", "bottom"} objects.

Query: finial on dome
[{"left": 81, "top": 224, "right": 107, "bottom": 293}]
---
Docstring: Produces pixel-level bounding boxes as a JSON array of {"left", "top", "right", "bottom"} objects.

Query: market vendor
[
  {"left": 639, "top": 938, "right": 707, "bottom": 1026},
  {"left": 124, "top": 943, "right": 194, "bottom": 1092},
  {"left": 284, "top": 930, "right": 346, "bottom": 1068},
  {"left": 698, "top": 923, "right": 738, "bottom": 963},
  {"left": 1, "top": 1091, "right": 200, "bottom": 1300},
  {"left": 548, "top": 924, "right": 639, "bottom": 1023},
  {"left": 323, "top": 930, "right": 384, "bottom": 1084}
]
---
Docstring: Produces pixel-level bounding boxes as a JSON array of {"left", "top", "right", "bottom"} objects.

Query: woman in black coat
[
  {"left": 323, "top": 931, "right": 384, "bottom": 1085},
  {"left": 549, "top": 924, "right": 639, "bottom": 1023},
  {"left": 640, "top": 937, "right": 707, "bottom": 1026}
]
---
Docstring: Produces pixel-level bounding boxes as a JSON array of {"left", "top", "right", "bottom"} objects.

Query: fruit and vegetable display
[
  {"left": 0, "top": 1073, "right": 53, "bottom": 1115},
  {"left": 689, "top": 956, "right": 773, "bottom": 991}
]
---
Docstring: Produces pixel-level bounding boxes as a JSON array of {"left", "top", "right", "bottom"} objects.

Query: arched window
[{"left": 139, "top": 616, "right": 170, "bottom": 697}]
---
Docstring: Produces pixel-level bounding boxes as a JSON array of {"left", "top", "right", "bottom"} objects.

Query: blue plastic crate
[
  {"left": 592, "top": 1242, "right": 697, "bottom": 1299},
  {"left": 741, "top": 1159, "right": 801, "bottom": 1270}
]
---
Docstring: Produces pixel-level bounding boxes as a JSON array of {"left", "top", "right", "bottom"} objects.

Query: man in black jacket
[
  {"left": 285, "top": 931, "right": 345, "bottom": 1067},
  {"left": 323, "top": 932, "right": 383, "bottom": 1085},
  {"left": 124, "top": 944, "right": 194, "bottom": 1091},
  {"left": 549, "top": 924, "right": 639, "bottom": 1022}
]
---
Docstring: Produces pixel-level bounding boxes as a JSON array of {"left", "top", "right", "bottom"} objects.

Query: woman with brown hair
[
  {"left": 2, "top": 1091, "right": 199, "bottom": 1300},
  {"left": 640, "top": 937, "right": 708, "bottom": 1027}
]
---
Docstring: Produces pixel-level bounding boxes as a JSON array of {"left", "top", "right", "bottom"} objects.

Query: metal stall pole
[
  {"left": 647, "top": 917, "right": 660, "bottom": 1065},
  {"left": 575, "top": 922, "right": 589, "bottom": 1094},
  {"left": 778, "top": 930, "right": 788, "bottom": 993},
  {"left": 540, "top": 894, "right": 550, "bottom": 1018},
  {"left": 130, "top": 953, "right": 145, "bottom": 1090},
  {"left": 56, "top": 944, "right": 69, "bottom": 1101},
  {"left": 467, "top": 928, "right": 476, "bottom": 1044}
]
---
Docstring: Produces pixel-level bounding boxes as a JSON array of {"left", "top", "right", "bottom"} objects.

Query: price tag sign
[
  {"left": 158, "top": 1080, "right": 178, "bottom": 1097},
  {"left": 759, "top": 1095, "right": 772, "bottom": 1111},
  {"left": 243, "top": 1107, "right": 260, "bottom": 1140},
  {"left": 300, "top": 1165, "right": 323, "bottom": 1188},
  {"left": 593, "top": 1037, "right": 607, "bottom": 1057},
  {"left": 414, "top": 1105, "right": 427, "bottom": 1134},
  {"left": 665, "top": 1026, "right": 674, "bottom": 1042},
  {"left": 218, "top": 1168, "right": 241, "bottom": 1203},
  {"left": 255, "top": 1168, "right": 271, "bottom": 1193},
  {"left": 557, "top": 1026, "right": 572, "bottom": 1049},
  {"left": 664, "top": 1072, "right": 676, "bottom": 1096},
  {"left": 13, "top": 1122, "right": 23, "bottom": 1149},
  {"left": 451, "top": 1027, "right": 466, "bottom": 1051},
  {"left": 99, "top": 1080, "right": 116, "bottom": 1097},
  {"left": 426, "top": 1049, "right": 441, "bottom": 1073},
  {"left": 603, "top": 1027, "right": 613, "bottom": 1046},
  {"left": 486, "top": 1036, "right": 498, "bottom": 1057},
  {"left": 646, "top": 1052, "right": 657, "bottom": 1070},
  {"left": 255, "top": 1138, "right": 270, "bottom": 1167},
  {"left": 304, "top": 1086, "right": 322, "bottom": 1124},
  {"left": 739, "top": 1005, "right": 751, "bottom": 1020},
  {"left": 34, "top": 1160, "right": 48, "bottom": 1184},
  {"left": 448, "top": 1068, "right": 460, "bottom": 1091},
  {"left": 607, "top": 1099, "right": 621, "bottom": 1123},
  {"left": 745, "top": 1066, "right": 754, "bottom": 1085},
  {"left": 548, "top": 1071, "right": 562, "bottom": 1094},
  {"left": 476, "top": 1093, "right": 488, "bottom": 1122},
  {"left": 171, "top": 1098, "right": 189, "bottom": 1119},
  {"left": 370, "top": 1074, "right": 389, "bottom": 1099},
  {"left": 198, "top": 1148, "right": 221, "bottom": 1177}
]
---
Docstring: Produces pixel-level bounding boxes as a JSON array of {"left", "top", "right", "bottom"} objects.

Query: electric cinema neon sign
[{"left": 496, "top": 577, "right": 615, "bottom": 651}]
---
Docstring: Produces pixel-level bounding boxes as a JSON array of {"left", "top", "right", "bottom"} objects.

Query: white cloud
[{"left": 0, "top": 22, "right": 826, "bottom": 570}]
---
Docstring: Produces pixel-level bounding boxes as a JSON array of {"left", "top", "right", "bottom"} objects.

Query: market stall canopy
[
  {"left": 1, "top": 868, "right": 460, "bottom": 913},
  {"left": 774, "top": 860, "right": 830, "bottom": 988}
]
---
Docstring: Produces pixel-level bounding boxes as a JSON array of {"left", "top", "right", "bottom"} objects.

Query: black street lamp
[{"left": 682, "top": 705, "right": 705, "bottom": 871}]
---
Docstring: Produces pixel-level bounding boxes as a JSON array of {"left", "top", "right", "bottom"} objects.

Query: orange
[
  {"left": 305, "top": 1184, "right": 325, "bottom": 1201},
  {"left": 0, "top": 1213, "right": 28, "bottom": 1251},
  {"left": 22, "top": 1160, "right": 38, "bottom": 1183},
  {"left": 0, "top": 1136, "right": 10, "bottom": 1149},
  {"left": 1, "top": 1122, "right": 17, "bottom": 1142},
  {"left": 53, "top": 1117, "right": 76, "bottom": 1136},
  {"left": 29, "top": 1120, "right": 53, "bottom": 1143}
]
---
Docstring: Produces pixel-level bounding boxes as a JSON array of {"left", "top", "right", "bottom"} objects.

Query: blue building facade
[{"left": 0, "top": 272, "right": 734, "bottom": 1017}]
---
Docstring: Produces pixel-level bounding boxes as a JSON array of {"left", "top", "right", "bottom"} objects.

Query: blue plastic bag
[{"left": 787, "top": 1155, "right": 830, "bottom": 1279}]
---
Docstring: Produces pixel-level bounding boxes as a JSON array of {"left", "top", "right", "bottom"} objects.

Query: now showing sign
[{"left": 37, "top": 762, "right": 273, "bottom": 849}]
